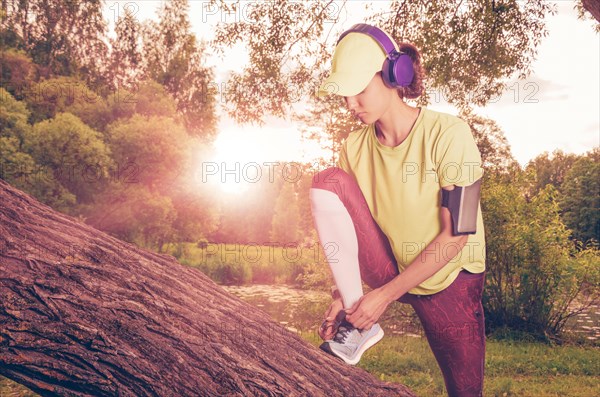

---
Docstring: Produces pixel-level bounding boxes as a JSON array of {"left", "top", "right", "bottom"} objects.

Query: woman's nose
[{"left": 345, "top": 96, "right": 358, "bottom": 112}]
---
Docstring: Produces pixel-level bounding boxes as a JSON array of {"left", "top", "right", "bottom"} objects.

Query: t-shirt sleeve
[
  {"left": 434, "top": 121, "right": 484, "bottom": 188},
  {"left": 336, "top": 139, "right": 351, "bottom": 173}
]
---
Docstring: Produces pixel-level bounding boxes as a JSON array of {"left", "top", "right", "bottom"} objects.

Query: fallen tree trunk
[
  {"left": 583, "top": 0, "right": 600, "bottom": 23},
  {"left": 0, "top": 179, "right": 415, "bottom": 397}
]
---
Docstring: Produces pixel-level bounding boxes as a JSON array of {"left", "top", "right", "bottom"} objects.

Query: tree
[
  {"left": 296, "top": 95, "right": 360, "bottom": 167},
  {"left": 20, "top": 76, "right": 111, "bottom": 130},
  {"left": 296, "top": 164, "right": 321, "bottom": 242},
  {"left": 0, "top": 178, "right": 416, "bottom": 397},
  {"left": 525, "top": 150, "right": 579, "bottom": 196},
  {"left": 168, "top": 184, "right": 220, "bottom": 245},
  {"left": 0, "top": 89, "right": 75, "bottom": 212},
  {"left": 108, "top": 6, "right": 144, "bottom": 91},
  {"left": 207, "top": 163, "right": 284, "bottom": 245},
  {"left": 0, "top": 48, "right": 38, "bottom": 101},
  {"left": 141, "top": 0, "right": 217, "bottom": 138},
  {"left": 270, "top": 179, "right": 301, "bottom": 245},
  {"left": 0, "top": 86, "right": 31, "bottom": 148},
  {"left": 161, "top": 139, "right": 221, "bottom": 246},
  {"left": 84, "top": 182, "right": 177, "bottom": 251},
  {"left": 460, "top": 110, "right": 516, "bottom": 172},
  {"left": 98, "top": 108, "right": 226, "bottom": 250},
  {"left": 1, "top": 0, "right": 109, "bottom": 85},
  {"left": 210, "top": 0, "right": 554, "bottom": 123},
  {"left": 560, "top": 155, "right": 600, "bottom": 244},
  {"left": 0, "top": 88, "right": 40, "bottom": 202},
  {"left": 578, "top": 0, "right": 600, "bottom": 30},
  {"left": 481, "top": 168, "right": 600, "bottom": 340},
  {"left": 379, "top": 1, "right": 554, "bottom": 110},
  {"left": 26, "top": 112, "right": 113, "bottom": 206},
  {"left": 104, "top": 80, "right": 179, "bottom": 126},
  {"left": 106, "top": 113, "right": 190, "bottom": 192}
]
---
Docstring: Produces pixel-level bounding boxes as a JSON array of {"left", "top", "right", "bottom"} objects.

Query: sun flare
[
  {"left": 198, "top": 124, "right": 329, "bottom": 195},
  {"left": 205, "top": 128, "right": 267, "bottom": 194}
]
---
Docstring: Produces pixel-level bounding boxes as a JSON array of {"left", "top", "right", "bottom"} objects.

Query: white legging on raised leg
[{"left": 309, "top": 187, "right": 363, "bottom": 309}]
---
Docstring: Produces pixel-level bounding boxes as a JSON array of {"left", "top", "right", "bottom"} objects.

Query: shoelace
[{"left": 333, "top": 322, "right": 355, "bottom": 343}]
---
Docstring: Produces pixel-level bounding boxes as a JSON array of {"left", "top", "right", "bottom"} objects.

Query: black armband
[{"left": 441, "top": 178, "right": 482, "bottom": 235}]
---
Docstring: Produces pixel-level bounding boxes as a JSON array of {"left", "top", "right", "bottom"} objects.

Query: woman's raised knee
[{"left": 311, "top": 167, "right": 352, "bottom": 190}]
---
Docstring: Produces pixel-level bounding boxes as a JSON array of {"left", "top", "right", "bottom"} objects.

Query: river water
[
  {"left": 222, "top": 284, "right": 426, "bottom": 338},
  {"left": 223, "top": 284, "right": 600, "bottom": 342}
]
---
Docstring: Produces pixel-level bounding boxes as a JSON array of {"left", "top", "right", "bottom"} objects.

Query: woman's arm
[{"left": 345, "top": 185, "right": 469, "bottom": 330}]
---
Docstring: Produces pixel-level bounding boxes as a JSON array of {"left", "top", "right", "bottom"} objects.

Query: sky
[{"left": 104, "top": 0, "right": 599, "bottom": 167}]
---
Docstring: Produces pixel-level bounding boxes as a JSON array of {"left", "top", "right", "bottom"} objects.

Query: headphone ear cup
[
  {"left": 381, "top": 57, "right": 397, "bottom": 88},
  {"left": 392, "top": 54, "right": 415, "bottom": 87}
]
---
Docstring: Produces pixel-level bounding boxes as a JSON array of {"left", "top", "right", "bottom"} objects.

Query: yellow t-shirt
[{"left": 337, "top": 107, "right": 486, "bottom": 295}]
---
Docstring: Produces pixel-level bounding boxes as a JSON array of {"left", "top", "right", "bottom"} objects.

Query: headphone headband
[
  {"left": 337, "top": 23, "right": 399, "bottom": 57},
  {"left": 336, "top": 23, "right": 414, "bottom": 88}
]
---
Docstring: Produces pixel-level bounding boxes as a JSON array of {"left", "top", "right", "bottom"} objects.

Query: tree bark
[
  {"left": 0, "top": 179, "right": 415, "bottom": 397},
  {"left": 583, "top": 0, "right": 600, "bottom": 23}
]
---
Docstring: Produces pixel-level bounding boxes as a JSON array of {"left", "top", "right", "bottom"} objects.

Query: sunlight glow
[
  {"left": 208, "top": 130, "right": 265, "bottom": 194},
  {"left": 201, "top": 124, "right": 328, "bottom": 195}
]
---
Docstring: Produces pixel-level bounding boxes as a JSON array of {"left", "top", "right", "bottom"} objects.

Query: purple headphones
[{"left": 337, "top": 23, "right": 415, "bottom": 88}]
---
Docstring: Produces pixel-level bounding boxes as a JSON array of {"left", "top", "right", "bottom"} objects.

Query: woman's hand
[
  {"left": 318, "top": 297, "right": 344, "bottom": 341},
  {"left": 345, "top": 288, "right": 393, "bottom": 330}
]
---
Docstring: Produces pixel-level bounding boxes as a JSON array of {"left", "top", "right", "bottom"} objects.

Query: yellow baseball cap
[{"left": 317, "top": 31, "right": 395, "bottom": 98}]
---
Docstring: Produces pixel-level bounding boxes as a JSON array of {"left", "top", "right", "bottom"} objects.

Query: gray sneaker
[{"left": 319, "top": 315, "right": 384, "bottom": 365}]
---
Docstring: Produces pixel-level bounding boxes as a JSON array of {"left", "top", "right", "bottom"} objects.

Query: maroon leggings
[{"left": 312, "top": 167, "right": 485, "bottom": 397}]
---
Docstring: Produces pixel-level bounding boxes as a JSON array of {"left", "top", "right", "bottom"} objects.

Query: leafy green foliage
[
  {"left": 211, "top": 0, "right": 554, "bottom": 122},
  {"left": 106, "top": 113, "right": 190, "bottom": 191},
  {"left": 0, "top": 89, "right": 76, "bottom": 210},
  {"left": 21, "top": 76, "right": 110, "bottom": 128},
  {"left": 526, "top": 149, "right": 599, "bottom": 245},
  {"left": 0, "top": 48, "right": 38, "bottom": 101},
  {"left": 482, "top": 168, "right": 600, "bottom": 340},
  {"left": 1, "top": 0, "right": 108, "bottom": 84},
  {"left": 526, "top": 150, "right": 579, "bottom": 195},
  {"left": 270, "top": 181, "right": 301, "bottom": 245},
  {"left": 0, "top": 87, "right": 31, "bottom": 144},
  {"left": 84, "top": 182, "right": 177, "bottom": 250},
  {"left": 0, "top": 135, "right": 35, "bottom": 181},
  {"left": 26, "top": 112, "right": 113, "bottom": 205},
  {"left": 141, "top": 0, "right": 217, "bottom": 138},
  {"left": 296, "top": 95, "right": 361, "bottom": 167},
  {"left": 108, "top": 6, "right": 143, "bottom": 91},
  {"left": 560, "top": 155, "right": 600, "bottom": 244},
  {"left": 460, "top": 110, "right": 516, "bottom": 171},
  {"left": 210, "top": 0, "right": 326, "bottom": 123},
  {"left": 377, "top": 0, "right": 555, "bottom": 110}
]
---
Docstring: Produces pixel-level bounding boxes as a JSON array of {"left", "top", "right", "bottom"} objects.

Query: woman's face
[{"left": 344, "top": 72, "right": 395, "bottom": 124}]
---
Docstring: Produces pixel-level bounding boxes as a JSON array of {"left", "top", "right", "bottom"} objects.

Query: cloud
[
  {"left": 484, "top": 74, "right": 571, "bottom": 108},
  {"left": 584, "top": 122, "right": 600, "bottom": 134}
]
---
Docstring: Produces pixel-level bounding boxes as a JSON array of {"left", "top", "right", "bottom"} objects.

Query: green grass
[
  {"left": 0, "top": 376, "right": 38, "bottom": 397},
  {"left": 165, "top": 242, "right": 329, "bottom": 286},
  {"left": 300, "top": 332, "right": 600, "bottom": 397}
]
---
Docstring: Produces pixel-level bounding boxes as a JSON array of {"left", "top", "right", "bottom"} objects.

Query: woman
[{"left": 310, "top": 24, "right": 486, "bottom": 397}]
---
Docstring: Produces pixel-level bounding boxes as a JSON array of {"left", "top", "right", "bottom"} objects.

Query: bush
[
  {"left": 170, "top": 243, "right": 315, "bottom": 286},
  {"left": 214, "top": 261, "right": 253, "bottom": 285},
  {"left": 482, "top": 169, "right": 600, "bottom": 341}
]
